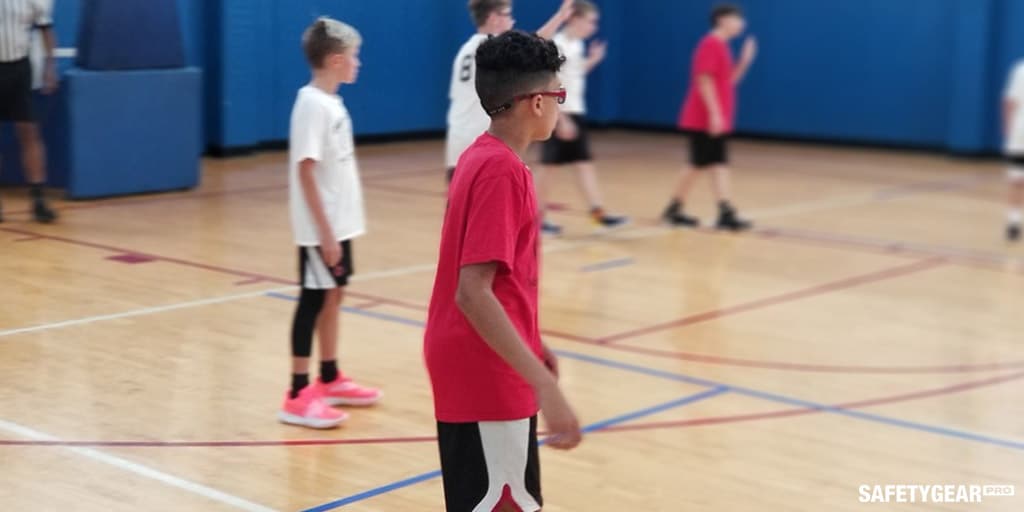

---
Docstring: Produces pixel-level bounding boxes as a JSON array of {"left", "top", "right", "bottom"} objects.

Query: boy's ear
[{"left": 531, "top": 94, "right": 545, "bottom": 116}]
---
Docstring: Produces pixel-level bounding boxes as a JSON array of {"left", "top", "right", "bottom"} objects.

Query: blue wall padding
[
  {"left": 46, "top": 0, "right": 1024, "bottom": 154},
  {"left": 64, "top": 68, "right": 202, "bottom": 198},
  {"left": 76, "top": 0, "right": 185, "bottom": 70}
]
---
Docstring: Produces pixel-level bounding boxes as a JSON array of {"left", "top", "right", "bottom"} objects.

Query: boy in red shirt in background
[
  {"left": 425, "top": 30, "right": 582, "bottom": 512},
  {"left": 662, "top": 3, "right": 757, "bottom": 231}
]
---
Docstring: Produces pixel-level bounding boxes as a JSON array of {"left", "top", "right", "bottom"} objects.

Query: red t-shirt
[
  {"left": 678, "top": 34, "right": 736, "bottom": 133},
  {"left": 424, "top": 132, "right": 542, "bottom": 423}
]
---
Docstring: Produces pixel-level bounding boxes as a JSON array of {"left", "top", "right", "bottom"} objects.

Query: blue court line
[
  {"left": 301, "top": 387, "right": 728, "bottom": 512},
  {"left": 553, "top": 350, "right": 1024, "bottom": 452},
  {"left": 580, "top": 257, "right": 635, "bottom": 273},
  {"left": 265, "top": 292, "right": 1024, "bottom": 452}
]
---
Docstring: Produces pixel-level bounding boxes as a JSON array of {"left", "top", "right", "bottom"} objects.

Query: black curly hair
[{"left": 475, "top": 30, "right": 565, "bottom": 117}]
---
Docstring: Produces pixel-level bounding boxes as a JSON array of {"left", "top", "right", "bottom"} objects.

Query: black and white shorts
[
  {"left": 541, "top": 114, "right": 592, "bottom": 165},
  {"left": 1009, "top": 155, "right": 1024, "bottom": 181},
  {"left": 687, "top": 130, "right": 729, "bottom": 168},
  {"left": 297, "top": 240, "right": 353, "bottom": 289},
  {"left": 0, "top": 58, "right": 34, "bottom": 122},
  {"left": 437, "top": 416, "right": 542, "bottom": 512}
]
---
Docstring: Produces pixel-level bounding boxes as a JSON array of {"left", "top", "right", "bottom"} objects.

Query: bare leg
[
  {"left": 574, "top": 162, "right": 605, "bottom": 210},
  {"left": 709, "top": 165, "right": 732, "bottom": 203},
  {"left": 672, "top": 166, "right": 701, "bottom": 203},
  {"left": 15, "top": 122, "right": 56, "bottom": 222},
  {"left": 15, "top": 122, "right": 46, "bottom": 184}
]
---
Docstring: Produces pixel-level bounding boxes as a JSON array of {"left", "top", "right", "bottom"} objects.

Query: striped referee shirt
[{"left": 0, "top": 0, "right": 52, "bottom": 63}]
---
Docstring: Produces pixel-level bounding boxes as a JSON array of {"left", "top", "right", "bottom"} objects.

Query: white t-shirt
[
  {"left": 289, "top": 85, "right": 366, "bottom": 246},
  {"left": 445, "top": 33, "right": 491, "bottom": 168},
  {"left": 1005, "top": 60, "right": 1024, "bottom": 155},
  {"left": 553, "top": 32, "right": 586, "bottom": 115}
]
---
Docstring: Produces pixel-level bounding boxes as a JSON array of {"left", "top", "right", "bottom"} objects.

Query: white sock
[{"left": 1009, "top": 209, "right": 1022, "bottom": 225}]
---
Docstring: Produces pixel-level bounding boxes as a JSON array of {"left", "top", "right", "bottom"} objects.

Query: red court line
[
  {"left": 0, "top": 226, "right": 293, "bottom": 285},
  {"left": 3, "top": 367, "right": 1019, "bottom": 448},
  {"left": 5, "top": 226, "right": 1013, "bottom": 375},
  {"left": 595, "top": 257, "right": 945, "bottom": 345},
  {"left": 603, "top": 368, "right": 1024, "bottom": 434},
  {"left": 3, "top": 167, "right": 439, "bottom": 217}
]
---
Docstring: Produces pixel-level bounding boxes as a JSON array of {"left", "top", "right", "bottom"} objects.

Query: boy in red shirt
[
  {"left": 425, "top": 30, "right": 582, "bottom": 512},
  {"left": 662, "top": 3, "right": 757, "bottom": 231}
]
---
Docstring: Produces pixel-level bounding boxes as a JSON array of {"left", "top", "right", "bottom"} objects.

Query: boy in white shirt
[
  {"left": 279, "top": 17, "right": 382, "bottom": 429},
  {"left": 537, "top": 0, "right": 628, "bottom": 234},
  {"left": 445, "top": 0, "right": 575, "bottom": 184},
  {"left": 1003, "top": 59, "right": 1024, "bottom": 241}
]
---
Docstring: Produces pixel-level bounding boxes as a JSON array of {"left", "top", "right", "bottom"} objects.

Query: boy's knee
[{"left": 1009, "top": 168, "right": 1024, "bottom": 184}]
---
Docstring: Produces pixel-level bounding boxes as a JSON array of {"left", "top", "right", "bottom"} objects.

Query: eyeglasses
[{"left": 485, "top": 88, "right": 566, "bottom": 116}]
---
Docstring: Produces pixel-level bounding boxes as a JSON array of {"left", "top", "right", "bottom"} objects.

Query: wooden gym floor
[{"left": 1, "top": 130, "right": 1022, "bottom": 511}]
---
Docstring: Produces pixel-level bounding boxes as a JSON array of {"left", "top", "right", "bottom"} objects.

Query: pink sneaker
[
  {"left": 278, "top": 385, "right": 348, "bottom": 429},
  {"left": 315, "top": 377, "right": 382, "bottom": 407}
]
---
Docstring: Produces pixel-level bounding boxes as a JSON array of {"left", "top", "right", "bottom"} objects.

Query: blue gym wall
[{"left": 49, "top": 0, "right": 1024, "bottom": 154}]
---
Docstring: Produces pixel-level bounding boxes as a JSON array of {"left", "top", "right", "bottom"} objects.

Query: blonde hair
[
  {"left": 572, "top": 0, "right": 599, "bottom": 17},
  {"left": 468, "top": 0, "right": 511, "bottom": 28},
  {"left": 302, "top": 17, "right": 362, "bottom": 68}
]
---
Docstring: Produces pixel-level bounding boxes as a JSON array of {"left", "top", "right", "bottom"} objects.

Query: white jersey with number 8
[{"left": 446, "top": 34, "right": 491, "bottom": 169}]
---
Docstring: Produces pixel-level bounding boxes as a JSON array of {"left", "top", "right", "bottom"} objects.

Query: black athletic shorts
[
  {"left": 437, "top": 416, "right": 542, "bottom": 512},
  {"left": 297, "top": 240, "right": 353, "bottom": 289},
  {"left": 541, "top": 114, "right": 592, "bottom": 164},
  {"left": 0, "top": 58, "right": 33, "bottom": 122},
  {"left": 687, "top": 130, "right": 729, "bottom": 168}
]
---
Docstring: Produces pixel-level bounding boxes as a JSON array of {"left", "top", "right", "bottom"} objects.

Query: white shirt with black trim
[
  {"left": 445, "top": 33, "right": 490, "bottom": 169},
  {"left": 553, "top": 32, "right": 587, "bottom": 115},
  {"left": 0, "top": 0, "right": 52, "bottom": 63},
  {"left": 288, "top": 85, "right": 367, "bottom": 246}
]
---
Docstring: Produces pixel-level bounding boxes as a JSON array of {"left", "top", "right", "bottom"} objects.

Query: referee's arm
[{"left": 34, "top": 3, "right": 57, "bottom": 94}]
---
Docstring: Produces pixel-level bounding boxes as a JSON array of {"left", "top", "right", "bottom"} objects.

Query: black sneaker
[
  {"left": 663, "top": 212, "right": 700, "bottom": 228},
  {"left": 32, "top": 199, "right": 57, "bottom": 223},
  {"left": 541, "top": 220, "right": 563, "bottom": 236},
  {"left": 595, "top": 214, "right": 630, "bottom": 229},
  {"left": 1008, "top": 224, "right": 1021, "bottom": 242},
  {"left": 716, "top": 210, "right": 752, "bottom": 232}
]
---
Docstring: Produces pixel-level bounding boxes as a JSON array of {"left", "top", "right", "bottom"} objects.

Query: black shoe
[
  {"left": 663, "top": 212, "right": 700, "bottom": 228},
  {"left": 716, "top": 210, "right": 752, "bottom": 232},
  {"left": 541, "top": 220, "right": 563, "bottom": 236},
  {"left": 32, "top": 199, "right": 57, "bottom": 223},
  {"left": 595, "top": 214, "right": 630, "bottom": 229},
  {"left": 1008, "top": 224, "right": 1021, "bottom": 242}
]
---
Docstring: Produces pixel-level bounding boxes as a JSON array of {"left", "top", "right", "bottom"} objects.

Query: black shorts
[
  {"left": 687, "top": 131, "right": 729, "bottom": 168},
  {"left": 1008, "top": 155, "right": 1024, "bottom": 166},
  {"left": 0, "top": 59, "right": 34, "bottom": 123},
  {"left": 437, "top": 416, "right": 542, "bottom": 512},
  {"left": 297, "top": 240, "right": 354, "bottom": 289},
  {"left": 541, "top": 114, "right": 592, "bottom": 164}
]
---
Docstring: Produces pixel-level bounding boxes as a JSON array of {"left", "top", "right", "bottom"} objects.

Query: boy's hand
[
  {"left": 541, "top": 344, "right": 560, "bottom": 379},
  {"left": 589, "top": 40, "right": 608, "bottom": 64},
  {"left": 709, "top": 113, "right": 725, "bottom": 137},
  {"left": 740, "top": 36, "right": 758, "bottom": 65},
  {"left": 319, "top": 232, "right": 342, "bottom": 269},
  {"left": 556, "top": 0, "right": 575, "bottom": 22},
  {"left": 42, "top": 61, "right": 58, "bottom": 95},
  {"left": 538, "top": 383, "right": 582, "bottom": 450},
  {"left": 555, "top": 116, "right": 578, "bottom": 140}
]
